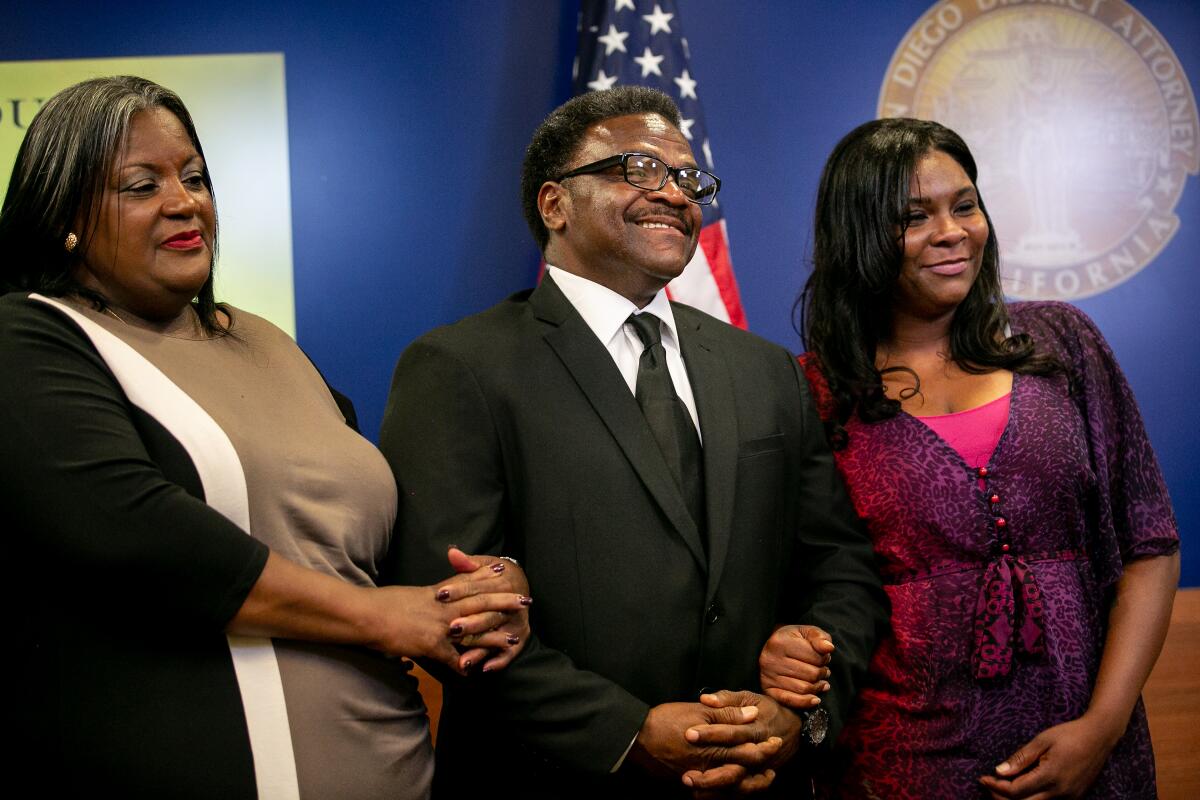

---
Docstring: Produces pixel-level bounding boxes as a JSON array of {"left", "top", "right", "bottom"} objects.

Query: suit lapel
[
  {"left": 676, "top": 307, "right": 738, "bottom": 604},
  {"left": 531, "top": 277, "right": 707, "bottom": 571}
]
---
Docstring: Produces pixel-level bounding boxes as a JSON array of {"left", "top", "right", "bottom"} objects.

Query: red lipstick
[{"left": 162, "top": 230, "right": 204, "bottom": 250}]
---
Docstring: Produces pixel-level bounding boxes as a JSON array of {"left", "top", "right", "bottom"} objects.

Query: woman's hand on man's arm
[
  {"left": 435, "top": 546, "right": 532, "bottom": 672},
  {"left": 759, "top": 624, "right": 835, "bottom": 709},
  {"left": 227, "top": 548, "right": 531, "bottom": 675}
]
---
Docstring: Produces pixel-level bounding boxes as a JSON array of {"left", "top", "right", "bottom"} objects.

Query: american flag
[{"left": 573, "top": 0, "right": 746, "bottom": 328}]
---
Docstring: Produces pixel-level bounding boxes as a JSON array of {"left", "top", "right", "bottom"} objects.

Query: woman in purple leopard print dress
[{"left": 759, "top": 119, "right": 1179, "bottom": 799}]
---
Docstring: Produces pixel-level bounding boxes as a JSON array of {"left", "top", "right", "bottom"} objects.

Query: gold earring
[{"left": 64, "top": 232, "right": 78, "bottom": 253}]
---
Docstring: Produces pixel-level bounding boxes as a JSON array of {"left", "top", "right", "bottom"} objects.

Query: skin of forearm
[
  {"left": 226, "top": 551, "right": 377, "bottom": 646},
  {"left": 1086, "top": 552, "right": 1180, "bottom": 739}
]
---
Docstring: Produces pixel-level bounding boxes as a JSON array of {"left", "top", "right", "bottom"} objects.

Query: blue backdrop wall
[{"left": 3, "top": 1, "right": 1196, "bottom": 585}]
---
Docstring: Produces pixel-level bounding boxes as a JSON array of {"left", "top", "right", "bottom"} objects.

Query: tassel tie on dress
[{"left": 971, "top": 553, "right": 1046, "bottom": 680}]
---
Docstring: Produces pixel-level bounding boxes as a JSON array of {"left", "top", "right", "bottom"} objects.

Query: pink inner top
[{"left": 917, "top": 392, "right": 1012, "bottom": 468}]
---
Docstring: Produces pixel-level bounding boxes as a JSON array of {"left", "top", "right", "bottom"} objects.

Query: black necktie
[{"left": 626, "top": 313, "right": 706, "bottom": 536}]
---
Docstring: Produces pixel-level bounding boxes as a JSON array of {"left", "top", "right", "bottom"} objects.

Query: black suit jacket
[{"left": 380, "top": 276, "right": 886, "bottom": 798}]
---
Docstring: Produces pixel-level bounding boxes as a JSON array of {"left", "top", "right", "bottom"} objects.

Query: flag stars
[
  {"left": 633, "top": 47, "right": 665, "bottom": 77},
  {"left": 598, "top": 24, "right": 630, "bottom": 55},
  {"left": 679, "top": 118, "right": 696, "bottom": 140},
  {"left": 614, "top": 0, "right": 636, "bottom": 11},
  {"left": 674, "top": 69, "right": 698, "bottom": 100},
  {"left": 642, "top": 4, "right": 674, "bottom": 35},
  {"left": 1156, "top": 173, "right": 1178, "bottom": 195},
  {"left": 588, "top": 69, "right": 619, "bottom": 91}
]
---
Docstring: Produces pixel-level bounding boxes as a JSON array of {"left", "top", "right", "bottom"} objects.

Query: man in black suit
[{"left": 380, "top": 87, "right": 886, "bottom": 798}]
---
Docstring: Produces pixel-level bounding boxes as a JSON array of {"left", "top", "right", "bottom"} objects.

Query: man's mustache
[{"left": 629, "top": 209, "right": 694, "bottom": 235}]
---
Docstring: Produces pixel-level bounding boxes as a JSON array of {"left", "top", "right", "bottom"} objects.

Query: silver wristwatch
[{"left": 799, "top": 707, "right": 829, "bottom": 746}]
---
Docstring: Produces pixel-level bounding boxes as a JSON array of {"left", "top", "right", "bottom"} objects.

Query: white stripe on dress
[{"left": 33, "top": 295, "right": 300, "bottom": 800}]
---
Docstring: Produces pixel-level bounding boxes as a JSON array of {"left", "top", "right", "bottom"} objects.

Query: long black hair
[
  {"left": 799, "top": 118, "right": 1058, "bottom": 447},
  {"left": 0, "top": 75, "right": 227, "bottom": 334}
]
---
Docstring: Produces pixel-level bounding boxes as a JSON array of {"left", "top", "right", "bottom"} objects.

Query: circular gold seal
[{"left": 879, "top": 0, "right": 1198, "bottom": 300}]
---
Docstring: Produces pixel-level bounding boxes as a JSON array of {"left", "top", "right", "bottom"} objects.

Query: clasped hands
[
  {"left": 630, "top": 690, "right": 799, "bottom": 797},
  {"left": 372, "top": 546, "right": 531, "bottom": 675},
  {"left": 628, "top": 624, "right": 836, "bottom": 796}
]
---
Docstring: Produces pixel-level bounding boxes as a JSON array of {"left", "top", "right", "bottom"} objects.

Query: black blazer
[{"left": 380, "top": 276, "right": 886, "bottom": 798}]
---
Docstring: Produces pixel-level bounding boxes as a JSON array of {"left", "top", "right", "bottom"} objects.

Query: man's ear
[{"left": 538, "top": 181, "right": 569, "bottom": 234}]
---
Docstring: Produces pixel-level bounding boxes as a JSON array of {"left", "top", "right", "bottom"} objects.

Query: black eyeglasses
[{"left": 555, "top": 152, "right": 721, "bottom": 205}]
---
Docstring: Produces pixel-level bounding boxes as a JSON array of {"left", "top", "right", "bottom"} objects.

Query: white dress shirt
[{"left": 546, "top": 265, "right": 701, "bottom": 438}]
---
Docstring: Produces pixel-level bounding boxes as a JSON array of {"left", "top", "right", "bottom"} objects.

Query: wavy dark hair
[
  {"left": 521, "top": 86, "right": 682, "bottom": 252},
  {"left": 799, "top": 118, "right": 1059, "bottom": 447},
  {"left": 0, "top": 75, "right": 227, "bottom": 334}
]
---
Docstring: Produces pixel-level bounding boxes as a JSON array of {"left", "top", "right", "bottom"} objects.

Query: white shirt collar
[{"left": 546, "top": 264, "right": 681, "bottom": 350}]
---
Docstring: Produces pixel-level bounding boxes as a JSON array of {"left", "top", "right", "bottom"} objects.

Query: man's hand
[
  {"left": 627, "top": 699, "right": 783, "bottom": 792},
  {"left": 978, "top": 715, "right": 1122, "bottom": 799},
  {"left": 681, "top": 690, "right": 803, "bottom": 795},
  {"left": 759, "top": 624, "right": 834, "bottom": 709}
]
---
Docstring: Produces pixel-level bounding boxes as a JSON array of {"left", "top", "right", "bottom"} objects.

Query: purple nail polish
[
  {"left": 519, "top": 595, "right": 533, "bottom": 606},
  {"left": 491, "top": 563, "right": 506, "bottom": 573},
  {"left": 506, "top": 634, "right": 520, "bottom": 645},
  {"left": 449, "top": 624, "right": 463, "bottom": 636},
  {"left": 436, "top": 588, "right": 450, "bottom": 601}
]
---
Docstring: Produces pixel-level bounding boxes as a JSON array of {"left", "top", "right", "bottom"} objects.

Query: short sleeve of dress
[
  {"left": 1009, "top": 301, "right": 1179, "bottom": 589},
  {"left": 0, "top": 294, "right": 269, "bottom": 628}
]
